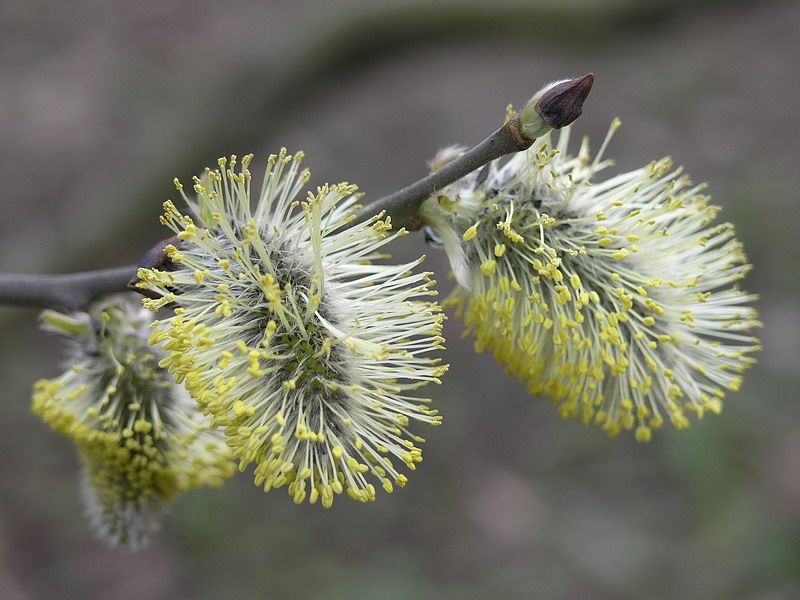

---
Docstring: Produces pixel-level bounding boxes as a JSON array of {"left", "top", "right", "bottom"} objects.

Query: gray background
[{"left": 1, "top": 1, "right": 798, "bottom": 598}]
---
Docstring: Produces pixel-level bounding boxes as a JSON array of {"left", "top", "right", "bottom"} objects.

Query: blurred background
[{"left": 1, "top": 1, "right": 798, "bottom": 598}]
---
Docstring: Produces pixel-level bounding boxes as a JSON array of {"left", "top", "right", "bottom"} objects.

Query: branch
[
  {"left": 0, "top": 266, "right": 137, "bottom": 311},
  {"left": 353, "top": 118, "right": 531, "bottom": 231},
  {"left": 354, "top": 73, "right": 594, "bottom": 230},
  {"left": 0, "top": 74, "right": 593, "bottom": 311}
]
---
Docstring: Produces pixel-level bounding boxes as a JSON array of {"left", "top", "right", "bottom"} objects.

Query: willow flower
[
  {"left": 135, "top": 150, "right": 447, "bottom": 506},
  {"left": 32, "top": 296, "right": 235, "bottom": 549},
  {"left": 421, "top": 120, "right": 761, "bottom": 440}
]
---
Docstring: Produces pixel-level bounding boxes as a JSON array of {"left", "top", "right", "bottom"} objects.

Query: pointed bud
[{"left": 518, "top": 74, "right": 594, "bottom": 139}]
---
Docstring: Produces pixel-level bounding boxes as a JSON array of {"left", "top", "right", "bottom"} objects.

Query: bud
[{"left": 518, "top": 73, "right": 594, "bottom": 139}]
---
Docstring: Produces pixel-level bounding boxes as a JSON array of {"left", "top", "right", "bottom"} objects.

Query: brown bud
[{"left": 534, "top": 73, "right": 594, "bottom": 129}]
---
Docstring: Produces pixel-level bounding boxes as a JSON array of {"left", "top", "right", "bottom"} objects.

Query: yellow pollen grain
[
  {"left": 612, "top": 249, "right": 630, "bottom": 261},
  {"left": 481, "top": 259, "right": 497, "bottom": 277},
  {"left": 463, "top": 225, "right": 478, "bottom": 241}
]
